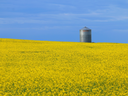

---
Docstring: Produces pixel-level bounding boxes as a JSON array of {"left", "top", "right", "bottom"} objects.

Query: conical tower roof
[{"left": 80, "top": 26, "right": 91, "bottom": 30}]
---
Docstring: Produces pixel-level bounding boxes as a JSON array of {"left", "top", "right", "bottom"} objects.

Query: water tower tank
[{"left": 80, "top": 26, "right": 91, "bottom": 42}]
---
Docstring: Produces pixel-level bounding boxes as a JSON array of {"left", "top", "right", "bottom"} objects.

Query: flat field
[{"left": 0, "top": 38, "right": 128, "bottom": 96}]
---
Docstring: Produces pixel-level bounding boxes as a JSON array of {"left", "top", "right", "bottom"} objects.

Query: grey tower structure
[{"left": 80, "top": 26, "right": 91, "bottom": 42}]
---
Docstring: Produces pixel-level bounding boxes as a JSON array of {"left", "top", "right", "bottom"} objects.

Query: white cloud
[
  {"left": 0, "top": 25, "right": 73, "bottom": 31},
  {"left": 48, "top": 3, "right": 76, "bottom": 9},
  {"left": 0, "top": 4, "right": 128, "bottom": 24},
  {"left": 0, "top": 17, "right": 58, "bottom": 24},
  {"left": 91, "top": 5, "right": 128, "bottom": 21},
  {"left": 113, "top": 29, "right": 128, "bottom": 33},
  {"left": 0, "top": 12, "right": 100, "bottom": 24}
]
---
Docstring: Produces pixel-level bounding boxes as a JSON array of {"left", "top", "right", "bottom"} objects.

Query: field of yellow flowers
[{"left": 0, "top": 38, "right": 128, "bottom": 96}]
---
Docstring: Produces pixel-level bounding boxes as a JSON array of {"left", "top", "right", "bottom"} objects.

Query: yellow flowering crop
[{"left": 0, "top": 38, "right": 128, "bottom": 96}]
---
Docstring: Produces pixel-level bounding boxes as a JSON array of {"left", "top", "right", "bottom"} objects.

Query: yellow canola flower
[{"left": 0, "top": 38, "right": 128, "bottom": 96}]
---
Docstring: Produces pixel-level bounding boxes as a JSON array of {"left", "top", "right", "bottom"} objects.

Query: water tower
[{"left": 80, "top": 26, "right": 91, "bottom": 42}]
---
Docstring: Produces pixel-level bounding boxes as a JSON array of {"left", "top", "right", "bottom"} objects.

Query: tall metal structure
[{"left": 80, "top": 26, "right": 91, "bottom": 42}]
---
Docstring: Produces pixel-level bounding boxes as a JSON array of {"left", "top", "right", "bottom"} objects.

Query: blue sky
[{"left": 0, "top": 0, "right": 128, "bottom": 43}]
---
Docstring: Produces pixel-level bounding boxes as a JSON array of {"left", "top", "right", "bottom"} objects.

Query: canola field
[{"left": 0, "top": 38, "right": 128, "bottom": 96}]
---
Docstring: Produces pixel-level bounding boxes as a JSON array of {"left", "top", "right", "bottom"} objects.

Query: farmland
[{"left": 1, "top": 38, "right": 128, "bottom": 96}]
